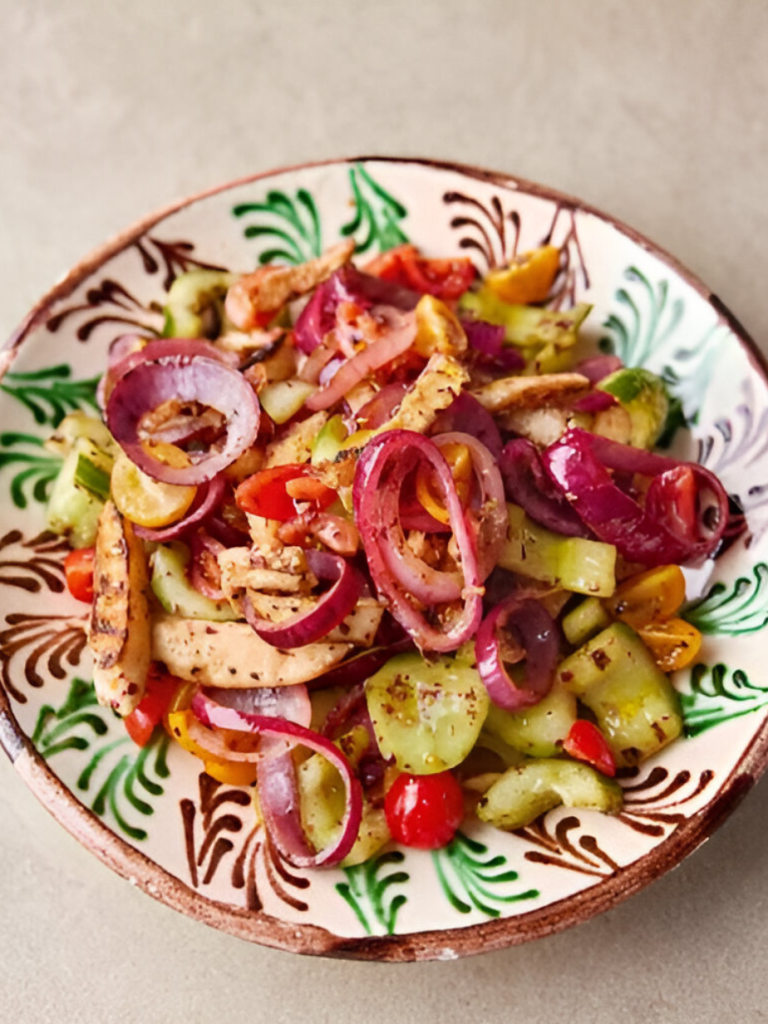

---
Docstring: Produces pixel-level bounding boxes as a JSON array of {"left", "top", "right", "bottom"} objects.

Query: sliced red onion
[
  {"left": 356, "top": 382, "right": 408, "bottom": 429},
  {"left": 134, "top": 473, "right": 227, "bottom": 542},
  {"left": 192, "top": 691, "right": 363, "bottom": 867},
  {"left": 461, "top": 318, "right": 525, "bottom": 371},
  {"left": 476, "top": 597, "right": 559, "bottom": 711},
  {"left": 204, "top": 684, "right": 311, "bottom": 727},
  {"left": 294, "top": 265, "right": 420, "bottom": 355},
  {"left": 431, "top": 391, "right": 503, "bottom": 460},
  {"left": 305, "top": 308, "right": 416, "bottom": 412},
  {"left": 572, "top": 390, "right": 618, "bottom": 413},
  {"left": 243, "top": 549, "right": 364, "bottom": 648},
  {"left": 354, "top": 430, "right": 483, "bottom": 652},
  {"left": 189, "top": 529, "right": 227, "bottom": 600},
  {"left": 542, "top": 428, "right": 729, "bottom": 566},
  {"left": 107, "top": 352, "right": 260, "bottom": 485},
  {"left": 500, "top": 438, "right": 592, "bottom": 538},
  {"left": 434, "top": 431, "right": 507, "bottom": 581},
  {"left": 574, "top": 354, "right": 623, "bottom": 384}
]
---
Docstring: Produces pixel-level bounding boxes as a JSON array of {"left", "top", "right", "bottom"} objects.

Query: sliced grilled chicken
[{"left": 88, "top": 500, "right": 150, "bottom": 715}]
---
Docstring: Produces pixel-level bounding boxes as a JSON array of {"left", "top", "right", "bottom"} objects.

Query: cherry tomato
[
  {"left": 384, "top": 771, "right": 464, "bottom": 850},
  {"left": 64, "top": 547, "right": 95, "bottom": 603},
  {"left": 235, "top": 465, "right": 336, "bottom": 521},
  {"left": 563, "top": 720, "right": 616, "bottom": 778},
  {"left": 124, "top": 666, "right": 182, "bottom": 748},
  {"left": 365, "top": 245, "right": 476, "bottom": 301}
]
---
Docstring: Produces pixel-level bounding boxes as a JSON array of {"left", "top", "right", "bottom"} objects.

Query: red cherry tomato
[
  {"left": 235, "top": 465, "right": 336, "bottom": 522},
  {"left": 563, "top": 720, "right": 617, "bottom": 778},
  {"left": 365, "top": 245, "right": 476, "bottom": 301},
  {"left": 124, "top": 666, "right": 182, "bottom": 748},
  {"left": 384, "top": 771, "right": 464, "bottom": 850},
  {"left": 64, "top": 547, "right": 95, "bottom": 603}
]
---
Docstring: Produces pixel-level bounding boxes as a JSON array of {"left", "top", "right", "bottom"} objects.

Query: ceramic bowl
[{"left": 2, "top": 157, "right": 767, "bottom": 961}]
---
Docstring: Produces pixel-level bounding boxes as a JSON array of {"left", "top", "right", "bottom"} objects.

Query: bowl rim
[{"left": 2, "top": 154, "right": 767, "bottom": 961}]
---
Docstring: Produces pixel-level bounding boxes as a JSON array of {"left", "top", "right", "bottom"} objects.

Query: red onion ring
[
  {"left": 500, "top": 438, "right": 592, "bottom": 538},
  {"left": 192, "top": 691, "right": 363, "bottom": 867},
  {"left": 305, "top": 308, "right": 416, "bottom": 412},
  {"left": 204, "top": 684, "right": 311, "bottom": 727},
  {"left": 434, "top": 432, "right": 507, "bottom": 582},
  {"left": 189, "top": 529, "right": 227, "bottom": 600},
  {"left": 475, "top": 597, "right": 559, "bottom": 711},
  {"left": 431, "top": 391, "right": 503, "bottom": 460},
  {"left": 542, "top": 428, "right": 729, "bottom": 566},
  {"left": 294, "top": 265, "right": 419, "bottom": 355},
  {"left": 243, "top": 549, "right": 365, "bottom": 648},
  {"left": 353, "top": 430, "right": 483, "bottom": 652},
  {"left": 106, "top": 351, "right": 260, "bottom": 485},
  {"left": 134, "top": 473, "right": 227, "bottom": 542}
]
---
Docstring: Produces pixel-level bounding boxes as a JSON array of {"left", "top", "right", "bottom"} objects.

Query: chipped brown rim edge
[{"left": 2, "top": 155, "right": 768, "bottom": 962}]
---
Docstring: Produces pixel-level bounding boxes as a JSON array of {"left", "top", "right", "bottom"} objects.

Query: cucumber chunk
[
  {"left": 556, "top": 621, "right": 683, "bottom": 767},
  {"left": 477, "top": 758, "right": 623, "bottom": 830},
  {"left": 499, "top": 504, "right": 617, "bottom": 597},
  {"left": 598, "top": 368, "right": 669, "bottom": 449},
  {"left": 365, "top": 651, "right": 489, "bottom": 774},
  {"left": 483, "top": 682, "right": 577, "bottom": 758},
  {"left": 46, "top": 437, "right": 113, "bottom": 548},
  {"left": 151, "top": 542, "right": 235, "bottom": 621}
]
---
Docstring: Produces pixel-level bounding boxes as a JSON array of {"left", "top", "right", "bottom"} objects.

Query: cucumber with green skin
[
  {"left": 162, "top": 270, "right": 237, "bottom": 339},
  {"left": 477, "top": 758, "right": 623, "bottom": 830},
  {"left": 151, "top": 542, "right": 235, "bottom": 622},
  {"left": 46, "top": 437, "right": 114, "bottom": 548},
  {"left": 556, "top": 621, "right": 683, "bottom": 767},
  {"left": 597, "top": 367, "right": 669, "bottom": 449},
  {"left": 499, "top": 504, "right": 617, "bottom": 597},
  {"left": 365, "top": 651, "right": 489, "bottom": 775},
  {"left": 483, "top": 682, "right": 577, "bottom": 758},
  {"left": 562, "top": 596, "right": 612, "bottom": 646}
]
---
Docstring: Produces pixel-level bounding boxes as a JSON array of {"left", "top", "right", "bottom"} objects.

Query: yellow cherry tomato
[
  {"left": 484, "top": 245, "right": 561, "bottom": 305},
  {"left": 415, "top": 441, "right": 473, "bottom": 525},
  {"left": 605, "top": 564, "right": 687, "bottom": 628},
  {"left": 111, "top": 452, "right": 197, "bottom": 528},
  {"left": 413, "top": 294, "right": 467, "bottom": 358},
  {"left": 166, "top": 708, "right": 259, "bottom": 785},
  {"left": 638, "top": 618, "right": 703, "bottom": 672}
]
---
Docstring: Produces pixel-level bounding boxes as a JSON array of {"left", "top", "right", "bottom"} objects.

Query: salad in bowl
[{"left": 2, "top": 158, "right": 765, "bottom": 959}]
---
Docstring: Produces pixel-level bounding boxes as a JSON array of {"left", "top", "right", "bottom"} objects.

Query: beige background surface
[{"left": 1, "top": 2, "right": 767, "bottom": 1021}]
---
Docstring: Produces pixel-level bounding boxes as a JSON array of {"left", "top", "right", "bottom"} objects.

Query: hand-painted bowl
[{"left": 2, "top": 157, "right": 767, "bottom": 961}]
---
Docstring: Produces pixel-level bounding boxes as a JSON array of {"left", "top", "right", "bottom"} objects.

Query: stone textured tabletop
[{"left": 1, "top": 2, "right": 767, "bottom": 1021}]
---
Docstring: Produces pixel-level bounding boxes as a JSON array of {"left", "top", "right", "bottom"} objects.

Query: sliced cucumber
[
  {"left": 46, "top": 437, "right": 113, "bottom": 548},
  {"left": 365, "top": 651, "right": 489, "bottom": 774},
  {"left": 163, "top": 269, "right": 237, "bottom": 339},
  {"left": 477, "top": 758, "right": 623, "bottom": 830},
  {"left": 562, "top": 596, "right": 612, "bottom": 646},
  {"left": 483, "top": 682, "right": 577, "bottom": 758},
  {"left": 598, "top": 368, "right": 669, "bottom": 449},
  {"left": 556, "top": 621, "right": 683, "bottom": 767},
  {"left": 151, "top": 542, "right": 235, "bottom": 621},
  {"left": 499, "top": 504, "right": 617, "bottom": 597}
]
